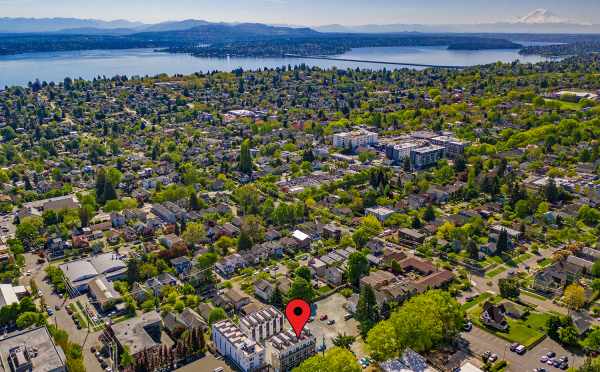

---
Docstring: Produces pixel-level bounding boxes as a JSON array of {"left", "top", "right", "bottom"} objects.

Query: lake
[{"left": 0, "top": 45, "right": 552, "bottom": 87}]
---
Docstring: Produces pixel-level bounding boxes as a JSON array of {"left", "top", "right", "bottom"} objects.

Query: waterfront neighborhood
[{"left": 0, "top": 45, "right": 599, "bottom": 372}]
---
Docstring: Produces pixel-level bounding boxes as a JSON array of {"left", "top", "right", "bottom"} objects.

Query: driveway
[{"left": 461, "top": 326, "right": 583, "bottom": 372}]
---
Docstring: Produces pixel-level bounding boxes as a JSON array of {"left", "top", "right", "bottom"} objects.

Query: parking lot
[
  {"left": 462, "top": 326, "right": 584, "bottom": 372},
  {"left": 306, "top": 293, "right": 367, "bottom": 358}
]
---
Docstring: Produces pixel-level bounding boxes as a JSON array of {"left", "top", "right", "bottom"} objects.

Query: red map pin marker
[{"left": 285, "top": 299, "right": 311, "bottom": 338}]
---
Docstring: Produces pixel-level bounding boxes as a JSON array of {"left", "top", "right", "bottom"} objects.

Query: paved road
[
  {"left": 462, "top": 326, "right": 583, "bottom": 372},
  {"left": 20, "top": 253, "right": 105, "bottom": 372}
]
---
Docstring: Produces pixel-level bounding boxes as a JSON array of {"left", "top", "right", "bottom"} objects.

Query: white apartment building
[
  {"left": 239, "top": 306, "right": 284, "bottom": 343},
  {"left": 212, "top": 319, "right": 266, "bottom": 372},
  {"left": 333, "top": 130, "right": 378, "bottom": 149},
  {"left": 267, "top": 329, "right": 316, "bottom": 372},
  {"left": 430, "top": 136, "right": 468, "bottom": 158}
]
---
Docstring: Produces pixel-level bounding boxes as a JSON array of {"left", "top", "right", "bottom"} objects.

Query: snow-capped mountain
[{"left": 516, "top": 9, "right": 570, "bottom": 24}]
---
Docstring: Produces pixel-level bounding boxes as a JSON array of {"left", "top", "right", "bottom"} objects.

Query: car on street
[{"left": 327, "top": 319, "right": 335, "bottom": 325}]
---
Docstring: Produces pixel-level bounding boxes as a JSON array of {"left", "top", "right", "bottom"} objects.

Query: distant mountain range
[
  {"left": 314, "top": 9, "right": 600, "bottom": 34},
  {"left": 0, "top": 9, "right": 598, "bottom": 36}
]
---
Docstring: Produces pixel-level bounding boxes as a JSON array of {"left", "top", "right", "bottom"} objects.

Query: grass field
[
  {"left": 468, "top": 301, "right": 549, "bottom": 348},
  {"left": 462, "top": 292, "right": 493, "bottom": 311},
  {"left": 485, "top": 265, "right": 507, "bottom": 278},
  {"left": 521, "top": 290, "right": 548, "bottom": 301}
]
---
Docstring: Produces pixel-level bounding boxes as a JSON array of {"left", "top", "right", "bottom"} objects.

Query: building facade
[
  {"left": 267, "top": 329, "right": 316, "bottom": 372},
  {"left": 410, "top": 145, "right": 445, "bottom": 169},
  {"left": 333, "top": 130, "right": 378, "bottom": 149},
  {"left": 212, "top": 319, "right": 266, "bottom": 372}
]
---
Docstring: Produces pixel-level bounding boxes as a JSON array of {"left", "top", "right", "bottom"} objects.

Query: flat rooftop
[{"left": 0, "top": 327, "right": 66, "bottom": 372}]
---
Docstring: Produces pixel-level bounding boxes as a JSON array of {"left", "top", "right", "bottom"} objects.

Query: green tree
[
  {"left": 208, "top": 307, "right": 227, "bottom": 325},
  {"left": 294, "top": 266, "right": 312, "bottom": 282},
  {"left": 582, "top": 327, "right": 600, "bottom": 352},
  {"left": 16, "top": 216, "right": 43, "bottom": 249},
  {"left": 355, "top": 284, "right": 378, "bottom": 336},
  {"left": 495, "top": 229, "right": 509, "bottom": 255},
  {"left": 498, "top": 278, "right": 520, "bottom": 299},
  {"left": 181, "top": 222, "right": 206, "bottom": 247},
  {"left": 287, "top": 277, "right": 315, "bottom": 303},
  {"left": 366, "top": 290, "right": 464, "bottom": 358},
  {"left": 423, "top": 204, "right": 436, "bottom": 222},
  {"left": 293, "top": 347, "right": 361, "bottom": 372},
  {"left": 332, "top": 333, "right": 356, "bottom": 350},
  {"left": 239, "top": 139, "right": 253, "bottom": 174},
  {"left": 563, "top": 283, "right": 586, "bottom": 311},
  {"left": 346, "top": 252, "right": 369, "bottom": 287},
  {"left": 237, "top": 230, "right": 253, "bottom": 251}
]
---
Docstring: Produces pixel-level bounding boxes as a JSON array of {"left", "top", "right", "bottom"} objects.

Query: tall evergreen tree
[
  {"left": 355, "top": 284, "right": 379, "bottom": 336},
  {"left": 237, "top": 230, "right": 253, "bottom": 251},
  {"left": 239, "top": 139, "right": 253, "bottom": 174},
  {"left": 496, "top": 229, "right": 509, "bottom": 255},
  {"left": 95, "top": 168, "right": 107, "bottom": 203}
]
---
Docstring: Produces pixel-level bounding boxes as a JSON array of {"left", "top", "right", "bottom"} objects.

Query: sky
[{"left": 0, "top": 0, "right": 598, "bottom": 25}]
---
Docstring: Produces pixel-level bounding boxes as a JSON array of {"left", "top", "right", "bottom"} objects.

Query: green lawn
[
  {"left": 521, "top": 290, "right": 548, "bottom": 301},
  {"left": 462, "top": 292, "right": 493, "bottom": 311},
  {"left": 468, "top": 303, "right": 548, "bottom": 348},
  {"left": 318, "top": 285, "right": 333, "bottom": 294},
  {"left": 486, "top": 266, "right": 507, "bottom": 278},
  {"left": 537, "top": 258, "right": 552, "bottom": 268},
  {"left": 543, "top": 98, "right": 582, "bottom": 111},
  {"left": 513, "top": 253, "right": 532, "bottom": 265}
]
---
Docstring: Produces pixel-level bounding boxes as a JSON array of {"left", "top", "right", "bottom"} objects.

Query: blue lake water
[{"left": 0, "top": 45, "right": 553, "bottom": 87}]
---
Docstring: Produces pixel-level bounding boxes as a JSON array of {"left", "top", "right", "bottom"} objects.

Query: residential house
[
  {"left": 254, "top": 279, "right": 275, "bottom": 302},
  {"left": 480, "top": 301, "right": 508, "bottom": 331}
]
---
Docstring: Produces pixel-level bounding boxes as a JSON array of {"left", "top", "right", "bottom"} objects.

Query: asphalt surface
[{"left": 462, "top": 326, "right": 583, "bottom": 372}]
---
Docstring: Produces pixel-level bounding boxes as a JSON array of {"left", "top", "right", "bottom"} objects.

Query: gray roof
[
  {"left": 60, "top": 260, "right": 97, "bottom": 285},
  {"left": 0, "top": 327, "right": 66, "bottom": 372},
  {"left": 90, "top": 253, "right": 126, "bottom": 275}
]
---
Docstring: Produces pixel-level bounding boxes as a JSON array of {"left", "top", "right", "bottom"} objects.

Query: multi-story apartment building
[
  {"left": 212, "top": 319, "right": 266, "bottom": 372},
  {"left": 267, "top": 329, "right": 316, "bottom": 372},
  {"left": 239, "top": 306, "right": 284, "bottom": 343},
  {"left": 410, "top": 145, "right": 445, "bottom": 169},
  {"left": 385, "top": 141, "right": 422, "bottom": 161},
  {"left": 430, "top": 136, "right": 468, "bottom": 158},
  {"left": 333, "top": 130, "right": 378, "bottom": 149}
]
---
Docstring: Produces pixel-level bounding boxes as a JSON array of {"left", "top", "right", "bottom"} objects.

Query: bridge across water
[{"left": 285, "top": 54, "right": 467, "bottom": 69}]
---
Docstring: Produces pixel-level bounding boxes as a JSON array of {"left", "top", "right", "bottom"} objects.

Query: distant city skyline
[{"left": 0, "top": 0, "right": 598, "bottom": 26}]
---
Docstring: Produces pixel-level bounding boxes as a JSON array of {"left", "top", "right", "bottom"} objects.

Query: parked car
[
  {"left": 464, "top": 321, "right": 472, "bottom": 331},
  {"left": 483, "top": 351, "right": 491, "bottom": 361},
  {"left": 515, "top": 345, "right": 526, "bottom": 355},
  {"left": 327, "top": 319, "right": 335, "bottom": 325},
  {"left": 510, "top": 343, "right": 519, "bottom": 352},
  {"left": 46, "top": 308, "right": 54, "bottom": 316},
  {"left": 547, "top": 351, "right": 556, "bottom": 358},
  {"left": 320, "top": 315, "right": 328, "bottom": 321},
  {"left": 344, "top": 313, "right": 353, "bottom": 320},
  {"left": 488, "top": 354, "right": 498, "bottom": 363},
  {"left": 540, "top": 355, "right": 549, "bottom": 363}
]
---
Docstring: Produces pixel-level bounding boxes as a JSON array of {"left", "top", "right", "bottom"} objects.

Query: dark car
[
  {"left": 510, "top": 343, "right": 519, "bottom": 352},
  {"left": 547, "top": 351, "right": 556, "bottom": 358}
]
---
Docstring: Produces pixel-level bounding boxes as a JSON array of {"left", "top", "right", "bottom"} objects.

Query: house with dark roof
[{"left": 481, "top": 301, "right": 508, "bottom": 331}]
